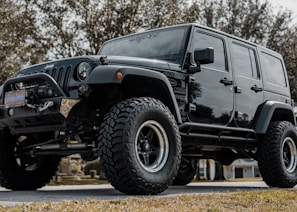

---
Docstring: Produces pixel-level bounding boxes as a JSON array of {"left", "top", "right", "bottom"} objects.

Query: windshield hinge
[{"left": 184, "top": 52, "right": 201, "bottom": 74}]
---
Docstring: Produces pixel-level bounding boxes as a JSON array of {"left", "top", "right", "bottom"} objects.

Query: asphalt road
[{"left": 0, "top": 181, "right": 280, "bottom": 206}]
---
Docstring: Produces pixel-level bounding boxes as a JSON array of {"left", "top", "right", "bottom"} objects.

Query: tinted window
[
  {"left": 232, "top": 43, "right": 258, "bottom": 79},
  {"left": 99, "top": 27, "right": 189, "bottom": 64},
  {"left": 250, "top": 49, "right": 259, "bottom": 78},
  {"left": 193, "top": 31, "right": 226, "bottom": 71},
  {"left": 260, "top": 52, "right": 286, "bottom": 86}
]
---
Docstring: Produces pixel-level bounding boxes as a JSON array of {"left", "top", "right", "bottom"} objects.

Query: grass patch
[{"left": 1, "top": 189, "right": 297, "bottom": 211}]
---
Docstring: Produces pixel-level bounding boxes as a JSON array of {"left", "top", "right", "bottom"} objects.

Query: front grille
[{"left": 43, "top": 65, "right": 72, "bottom": 95}]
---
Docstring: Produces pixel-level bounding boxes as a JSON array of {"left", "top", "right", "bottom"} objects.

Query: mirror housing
[{"left": 194, "top": 47, "right": 214, "bottom": 64}]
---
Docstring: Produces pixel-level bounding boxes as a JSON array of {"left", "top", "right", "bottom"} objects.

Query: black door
[
  {"left": 231, "top": 42, "right": 264, "bottom": 128},
  {"left": 188, "top": 30, "right": 234, "bottom": 125}
]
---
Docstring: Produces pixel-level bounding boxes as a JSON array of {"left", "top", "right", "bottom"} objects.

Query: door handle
[
  {"left": 235, "top": 86, "right": 242, "bottom": 93},
  {"left": 251, "top": 85, "right": 263, "bottom": 93},
  {"left": 220, "top": 78, "right": 233, "bottom": 86}
]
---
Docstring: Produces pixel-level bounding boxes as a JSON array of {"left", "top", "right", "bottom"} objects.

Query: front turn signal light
[{"left": 116, "top": 71, "right": 123, "bottom": 79}]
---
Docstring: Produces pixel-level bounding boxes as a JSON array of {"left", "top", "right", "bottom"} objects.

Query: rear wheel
[
  {"left": 99, "top": 97, "right": 181, "bottom": 194},
  {"left": 257, "top": 121, "right": 297, "bottom": 188},
  {"left": 173, "top": 158, "right": 198, "bottom": 185},
  {"left": 0, "top": 129, "right": 60, "bottom": 190}
]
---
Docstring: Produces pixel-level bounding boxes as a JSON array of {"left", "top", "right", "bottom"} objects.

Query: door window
[
  {"left": 232, "top": 43, "right": 259, "bottom": 79},
  {"left": 193, "top": 31, "right": 227, "bottom": 71}
]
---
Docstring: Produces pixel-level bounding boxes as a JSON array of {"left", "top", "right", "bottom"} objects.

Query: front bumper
[
  {"left": 0, "top": 97, "right": 80, "bottom": 128},
  {"left": 0, "top": 73, "right": 80, "bottom": 133}
]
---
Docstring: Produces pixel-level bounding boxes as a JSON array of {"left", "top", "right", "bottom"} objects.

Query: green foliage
[
  {"left": 0, "top": 0, "right": 47, "bottom": 83},
  {"left": 268, "top": 26, "right": 297, "bottom": 100},
  {"left": 27, "top": 0, "right": 189, "bottom": 58},
  {"left": 191, "top": 0, "right": 290, "bottom": 45}
]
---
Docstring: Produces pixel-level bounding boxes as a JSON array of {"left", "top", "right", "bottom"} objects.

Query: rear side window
[
  {"left": 232, "top": 43, "right": 259, "bottom": 79},
  {"left": 260, "top": 52, "right": 286, "bottom": 87}
]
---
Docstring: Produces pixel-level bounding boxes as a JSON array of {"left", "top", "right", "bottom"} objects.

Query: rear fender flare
[{"left": 254, "top": 101, "right": 296, "bottom": 134}]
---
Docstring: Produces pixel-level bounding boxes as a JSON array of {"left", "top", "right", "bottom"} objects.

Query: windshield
[{"left": 98, "top": 26, "right": 189, "bottom": 65}]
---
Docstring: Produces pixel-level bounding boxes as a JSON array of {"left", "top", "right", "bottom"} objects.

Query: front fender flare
[{"left": 87, "top": 65, "right": 182, "bottom": 123}]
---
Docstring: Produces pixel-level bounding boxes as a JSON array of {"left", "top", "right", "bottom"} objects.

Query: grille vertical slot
[{"left": 43, "top": 65, "right": 72, "bottom": 96}]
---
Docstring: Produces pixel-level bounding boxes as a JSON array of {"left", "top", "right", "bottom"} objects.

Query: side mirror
[{"left": 194, "top": 47, "right": 214, "bottom": 64}]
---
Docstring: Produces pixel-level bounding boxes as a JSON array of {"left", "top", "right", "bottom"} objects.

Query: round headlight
[{"left": 77, "top": 62, "right": 91, "bottom": 81}]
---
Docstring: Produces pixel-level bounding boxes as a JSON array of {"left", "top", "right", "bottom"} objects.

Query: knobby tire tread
[
  {"left": 98, "top": 97, "right": 181, "bottom": 194},
  {"left": 258, "top": 121, "right": 297, "bottom": 188},
  {"left": 0, "top": 129, "right": 59, "bottom": 190}
]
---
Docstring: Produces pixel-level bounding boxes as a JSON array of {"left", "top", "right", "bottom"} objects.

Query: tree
[
  {"left": 27, "top": 0, "right": 189, "bottom": 59},
  {"left": 0, "top": 0, "right": 45, "bottom": 82},
  {"left": 141, "top": 0, "right": 187, "bottom": 29},
  {"left": 27, "top": 0, "right": 88, "bottom": 58},
  {"left": 190, "top": 0, "right": 276, "bottom": 44},
  {"left": 274, "top": 27, "right": 297, "bottom": 100},
  {"left": 28, "top": 0, "right": 146, "bottom": 57}
]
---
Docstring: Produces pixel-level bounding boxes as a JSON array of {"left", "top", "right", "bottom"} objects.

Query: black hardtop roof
[
  {"left": 102, "top": 23, "right": 282, "bottom": 58},
  {"left": 190, "top": 23, "right": 282, "bottom": 57}
]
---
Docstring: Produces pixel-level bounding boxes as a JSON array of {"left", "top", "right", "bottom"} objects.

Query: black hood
[
  {"left": 18, "top": 55, "right": 174, "bottom": 76},
  {"left": 18, "top": 56, "right": 101, "bottom": 76}
]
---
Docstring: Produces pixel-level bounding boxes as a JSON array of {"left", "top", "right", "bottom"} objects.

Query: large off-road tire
[
  {"left": 257, "top": 121, "right": 297, "bottom": 188},
  {"left": 99, "top": 97, "right": 181, "bottom": 195},
  {"left": 0, "top": 129, "right": 60, "bottom": 190},
  {"left": 173, "top": 158, "right": 198, "bottom": 185}
]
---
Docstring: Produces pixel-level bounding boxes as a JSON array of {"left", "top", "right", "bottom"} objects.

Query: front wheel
[
  {"left": 0, "top": 130, "right": 60, "bottom": 190},
  {"left": 99, "top": 97, "right": 181, "bottom": 195},
  {"left": 257, "top": 121, "right": 297, "bottom": 188}
]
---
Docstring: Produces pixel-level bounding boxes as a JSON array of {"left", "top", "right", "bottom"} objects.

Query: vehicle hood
[
  {"left": 16, "top": 55, "right": 175, "bottom": 76},
  {"left": 17, "top": 56, "right": 101, "bottom": 75}
]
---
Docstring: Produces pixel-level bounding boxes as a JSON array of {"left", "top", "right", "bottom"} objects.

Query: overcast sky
[{"left": 268, "top": 0, "right": 297, "bottom": 21}]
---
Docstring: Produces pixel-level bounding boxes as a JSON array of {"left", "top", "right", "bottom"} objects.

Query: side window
[
  {"left": 260, "top": 52, "right": 286, "bottom": 87},
  {"left": 249, "top": 49, "right": 259, "bottom": 79},
  {"left": 193, "top": 31, "right": 227, "bottom": 71},
  {"left": 232, "top": 43, "right": 259, "bottom": 79}
]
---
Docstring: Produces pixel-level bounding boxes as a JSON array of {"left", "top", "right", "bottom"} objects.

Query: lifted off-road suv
[{"left": 0, "top": 24, "right": 296, "bottom": 194}]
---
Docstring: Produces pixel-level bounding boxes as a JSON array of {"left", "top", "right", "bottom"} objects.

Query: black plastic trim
[
  {"left": 179, "top": 122, "right": 257, "bottom": 147},
  {"left": 2, "top": 73, "right": 66, "bottom": 100},
  {"left": 254, "top": 101, "right": 296, "bottom": 134},
  {"left": 87, "top": 65, "right": 182, "bottom": 123}
]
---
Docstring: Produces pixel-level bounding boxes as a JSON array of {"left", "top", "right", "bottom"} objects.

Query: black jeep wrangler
[{"left": 0, "top": 24, "right": 296, "bottom": 194}]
